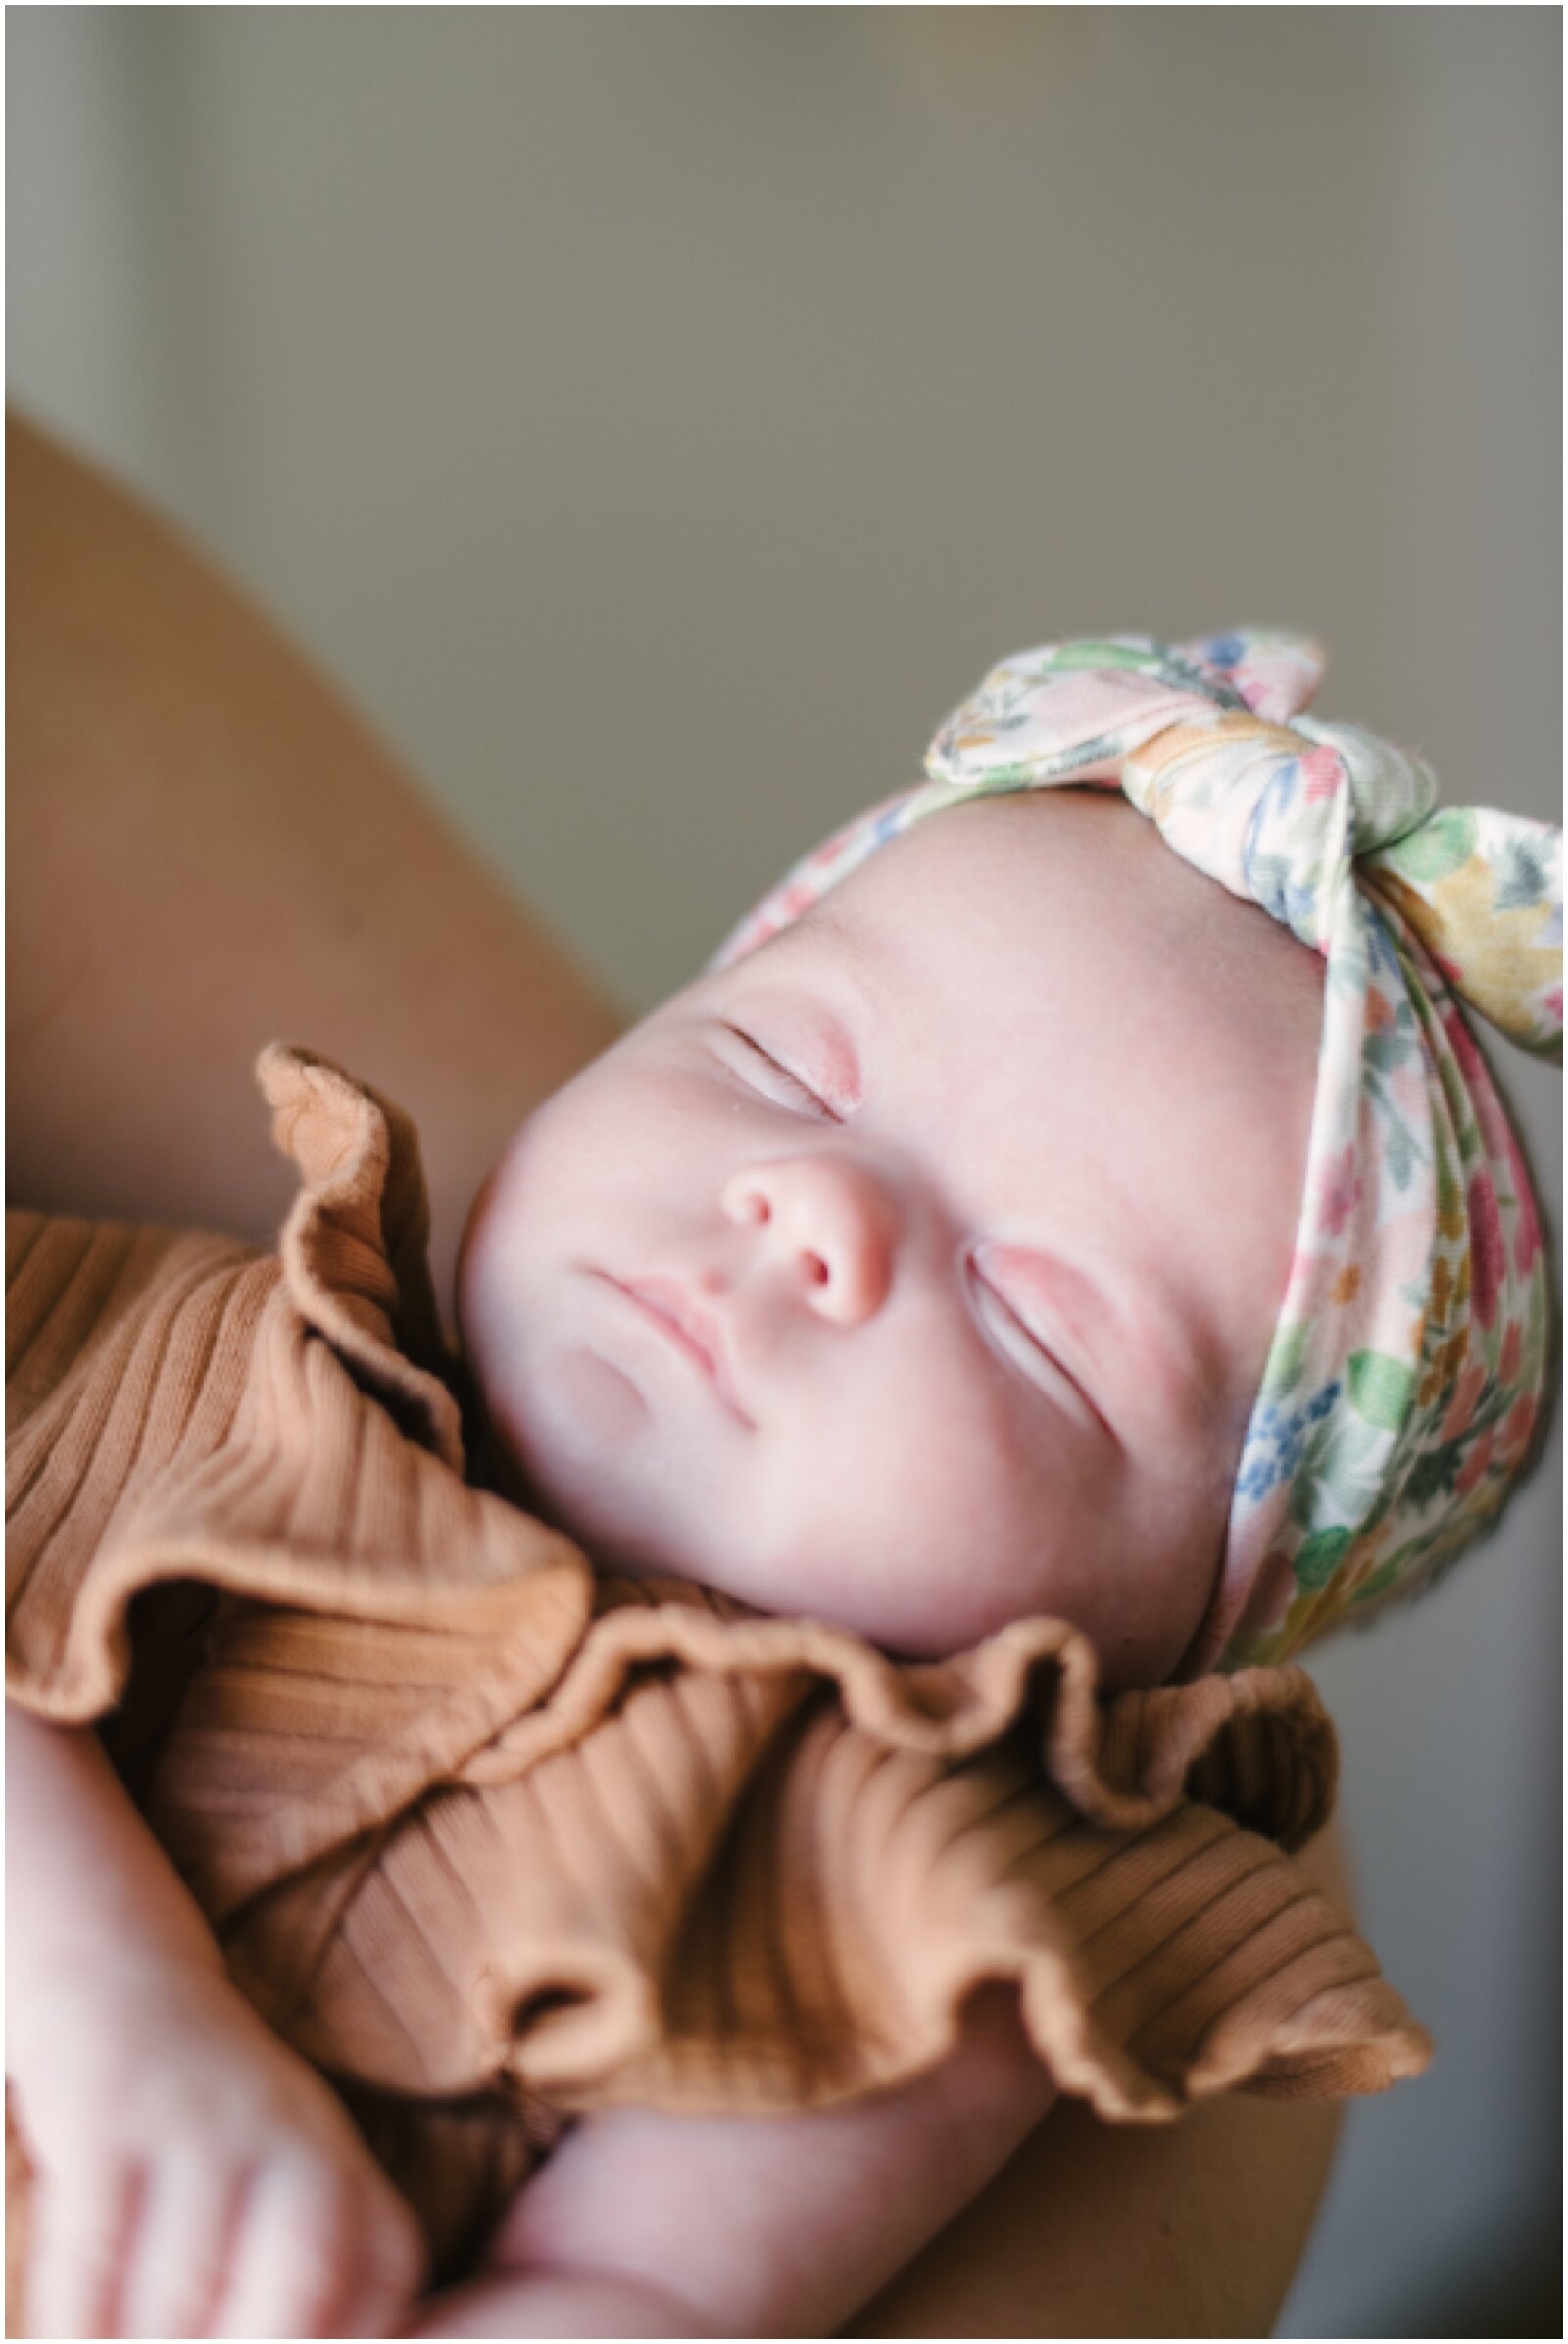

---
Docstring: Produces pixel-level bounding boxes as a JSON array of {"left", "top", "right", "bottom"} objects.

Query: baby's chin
[
  {"left": 454, "top": 1159, "right": 506, "bottom": 1325},
  {"left": 453, "top": 1171, "right": 546, "bottom": 1503}
]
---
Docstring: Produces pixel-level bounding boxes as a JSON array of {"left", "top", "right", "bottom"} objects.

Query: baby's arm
[
  {"left": 405, "top": 1985, "right": 1054, "bottom": 2339},
  {"left": 6, "top": 1707, "right": 425, "bottom": 2338}
]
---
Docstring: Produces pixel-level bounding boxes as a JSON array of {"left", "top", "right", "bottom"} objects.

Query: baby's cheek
[
  {"left": 779, "top": 1406, "right": 1069, "bottom": 1656},
  {"left": 1100, "top": 1475, "right": 1229, "bottom": 1686}
]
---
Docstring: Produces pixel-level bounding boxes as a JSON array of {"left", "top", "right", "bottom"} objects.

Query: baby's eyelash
[
  {"left": 719, "top": 1026, "right": 837, "bottom": 1118},
  {"left": 971, "top": 1262, "right": 1083, "bottom": 1399},
  {"left": 970, "top": 1262, "right": 1114, "bottom": 1440},
  {"left": 972, "top": 1266, "right": 1053, "bottom": 1365}
]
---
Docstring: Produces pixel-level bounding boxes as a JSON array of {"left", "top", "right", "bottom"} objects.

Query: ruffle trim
[{"left": 6, "top": 1045, "right": 1430, "bottom": 2146}]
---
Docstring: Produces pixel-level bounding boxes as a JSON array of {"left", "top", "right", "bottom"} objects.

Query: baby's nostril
[{"left": 805, "top": 1254, "right": 829, "bottom": 1286}]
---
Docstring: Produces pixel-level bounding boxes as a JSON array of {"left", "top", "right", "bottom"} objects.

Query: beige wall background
[{"left": 8, "top": 9, "right": 1561, "bottom": 2334}]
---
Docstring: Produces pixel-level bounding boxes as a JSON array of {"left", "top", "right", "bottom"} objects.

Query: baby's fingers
[
  {"left": 118, "top": 2150, "right": 248, "bottom": 2338},
  {"left": 335, "top": 2178, "right": 429, "bottom": 2340},
  {"left": 211, "top": 2156, "right": 424, "bottom": 2340},
  {"left": 26, "top": 2157, "right": 144, "bottom": 2340}
]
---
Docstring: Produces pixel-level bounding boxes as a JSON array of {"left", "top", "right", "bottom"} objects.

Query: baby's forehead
[
  {"left": 799, "top": 791, "right": 1175, "bottom": 952},
  {"left": 775, "top": 793, "right": 1316, "bottom": 1016}
]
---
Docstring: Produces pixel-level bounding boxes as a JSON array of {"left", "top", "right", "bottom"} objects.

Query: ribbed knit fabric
[{"left": 6, "top": 1046, "right": 1432, "bottom": 2307}]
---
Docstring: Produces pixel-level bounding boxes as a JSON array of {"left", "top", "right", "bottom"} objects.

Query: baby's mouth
[{"left": 595, "top": 1272, "right": 757, "bottom": 1429}]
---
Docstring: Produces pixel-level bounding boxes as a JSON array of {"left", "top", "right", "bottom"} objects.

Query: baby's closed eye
[
  {"left": 713, "top": 1023, "right": 840, "bottom": 1120},
  {"left": 968, "top": 1253, "right": 1109, "bottom": 1433}
]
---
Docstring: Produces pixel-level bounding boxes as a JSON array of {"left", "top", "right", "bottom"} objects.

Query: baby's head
[
  {"left": 461, "top": 787, "right": 1320, "bottom": 1687},
  {"left": 460, "top": 633, "right": 1559, "bottom": 1689}
]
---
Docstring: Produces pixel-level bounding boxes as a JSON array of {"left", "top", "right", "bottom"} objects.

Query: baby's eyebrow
[
  {"left": 781, "top": 912, "right": 903, "bottom": 1106},
  {"left": 798, "top": 905, "right": 898, "bottom": 1017}
]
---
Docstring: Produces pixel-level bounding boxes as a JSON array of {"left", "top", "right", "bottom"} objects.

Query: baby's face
[{"left": 459, "top": 792, "right": 1322, "bottom": 1687}]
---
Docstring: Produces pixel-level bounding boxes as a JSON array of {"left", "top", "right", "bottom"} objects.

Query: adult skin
[{"left": 6, "top": 412, "right": 1345, "bottom": 2337}]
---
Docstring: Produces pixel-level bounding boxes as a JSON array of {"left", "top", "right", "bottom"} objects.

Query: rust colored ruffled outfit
[{"left": 6, "top": 1046, "right": 1431, "bottom": 2311}]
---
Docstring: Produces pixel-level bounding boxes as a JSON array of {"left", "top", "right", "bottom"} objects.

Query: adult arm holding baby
[{"left": 8, "top": 411, "right": 1355, "bottom": 2339}]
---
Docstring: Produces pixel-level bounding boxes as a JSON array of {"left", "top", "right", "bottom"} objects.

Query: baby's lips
[{"left": 611, "top": 1273, "right": 757, "bottom": 1428}]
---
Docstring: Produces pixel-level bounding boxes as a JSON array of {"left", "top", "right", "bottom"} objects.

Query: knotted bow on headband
[{"left": 712, "top": 632, "right": 1561, "bottom": 1675}]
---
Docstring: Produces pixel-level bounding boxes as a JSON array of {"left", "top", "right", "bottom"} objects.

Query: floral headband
[{"left": 712, "top": 632, "right": 1561, "bottom": 1674}]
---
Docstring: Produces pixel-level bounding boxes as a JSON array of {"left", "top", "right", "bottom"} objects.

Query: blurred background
[{"left": 8, "top": 8, "right": 1561, "bottom": 2334}]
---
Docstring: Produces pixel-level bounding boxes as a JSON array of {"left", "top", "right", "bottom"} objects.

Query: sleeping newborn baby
[
  {"left": 7, "top": 630, "right": 1558, "bottom": 2341},
  {"left": 460, "top": 782, "right": 1321, "bottom": 1691},
  {"left": 461, "top": 627, "right": 1558, "bottom": 1687}
]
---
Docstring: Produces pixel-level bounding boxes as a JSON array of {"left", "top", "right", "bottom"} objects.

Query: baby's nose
[{"left": 722, "top": 1155, "right": 896, "bottom": 1326}]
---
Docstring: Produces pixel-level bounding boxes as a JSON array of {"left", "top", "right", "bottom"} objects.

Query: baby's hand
[{"left": 10, "top": 1951, "right": 426, "bottom": 2339}]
